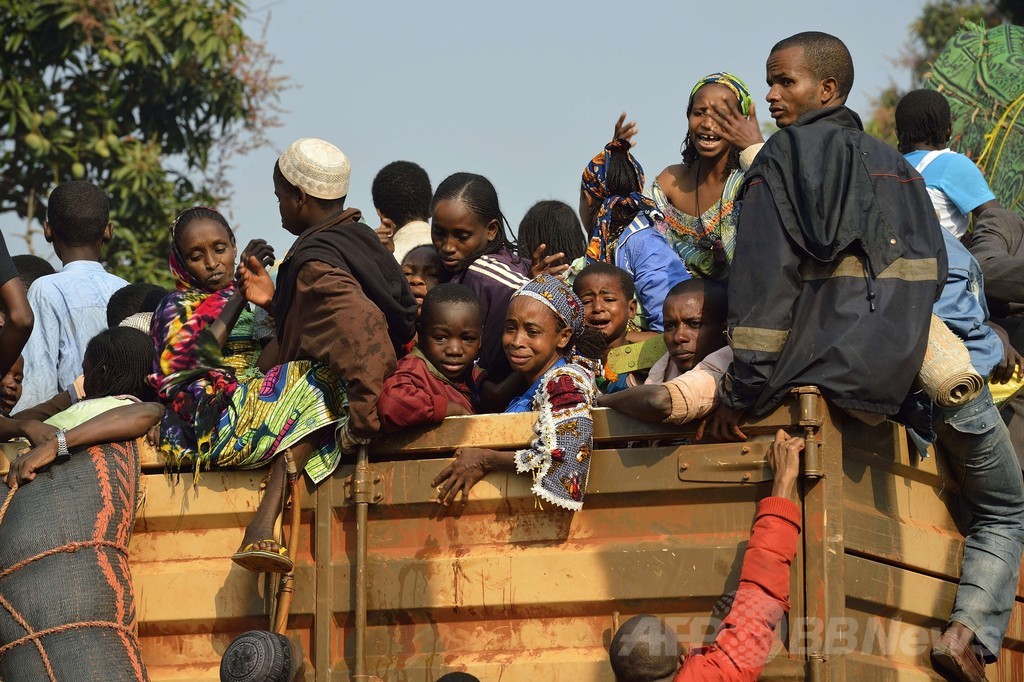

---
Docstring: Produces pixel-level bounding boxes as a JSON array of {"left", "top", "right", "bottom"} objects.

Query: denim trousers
[{"left": 934, "top": 387, "right": 1024, "bottom": 659}]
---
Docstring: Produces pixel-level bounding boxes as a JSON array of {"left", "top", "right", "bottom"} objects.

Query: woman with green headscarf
[{"left": 648, "top": 72, "right": 764, "bottom": 281}]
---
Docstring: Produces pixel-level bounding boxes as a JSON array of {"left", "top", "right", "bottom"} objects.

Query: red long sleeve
[{"left": 676, "top": 497, "right": 801, "bottom": 682}]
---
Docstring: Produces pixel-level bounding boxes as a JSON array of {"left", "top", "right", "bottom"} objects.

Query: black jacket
[
  {"left": 969, "top": 207, "right": 1024, "bottom": 320},
  {"left": 723, "top": 106, "right": 947, "bottom": 416}
]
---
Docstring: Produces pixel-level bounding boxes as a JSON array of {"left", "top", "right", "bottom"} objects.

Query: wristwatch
[{"left": 54, "top": 429, "right": 71, "bottom": 464}]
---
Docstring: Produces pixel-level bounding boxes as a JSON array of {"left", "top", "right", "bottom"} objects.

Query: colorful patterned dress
[
  {"left": 506, "top": 356, "right": 600, "bottom": 511},
  {"left": 649, "top": 168, "right": 745, "bottom": 281},
  {"left": 150, "top": 244, "right": 347, "bottom": 484}
]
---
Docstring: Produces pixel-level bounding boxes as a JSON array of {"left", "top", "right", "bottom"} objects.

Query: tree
[
  {"left": 867, "top": 0, "right": 1010, "bottom": 146},
  {"left": 0, "top": 0, "right": 284, "bottom": 285}
]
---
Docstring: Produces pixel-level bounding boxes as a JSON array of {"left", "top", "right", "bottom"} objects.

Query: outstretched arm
[
  {"left": 598, "top": 384, "right": 672, "bottom": 422},
  {"left": 5, "top": 402, "right": 164, "bottom": 487},
  {"left": 678, "top": 430, "right": 803, "bottom": 681}
]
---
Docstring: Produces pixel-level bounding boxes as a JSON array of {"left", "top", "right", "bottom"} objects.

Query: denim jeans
[{"left": 934, "top": 387, "right": 1024, "bottom": 660}]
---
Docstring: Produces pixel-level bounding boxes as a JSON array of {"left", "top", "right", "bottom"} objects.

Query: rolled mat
[
  {"left": 0, "top": 441, "right": 149, "bottom": 681},
  {"left": 918, "top": 314, "right": 984, "bottom": 407}
]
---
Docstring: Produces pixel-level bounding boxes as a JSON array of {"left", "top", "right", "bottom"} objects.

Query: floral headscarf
[
  {"left": 689, "top": 71, "right": 752, "bottom": 116},
  {"left": 148, "top": 208, "right": 238, "bottom": 456},
  {"left": 511, "top": 274, "right": 584, "bottom": 340},
  {"left": 581, "top": 138, "right": 658, "bottom": 264}
]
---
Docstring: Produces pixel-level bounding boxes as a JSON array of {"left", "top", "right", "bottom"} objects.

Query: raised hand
[
  {"left": 235, "top": 255, "right": 275, "bottom": 310},
  {"left": 614, "top": 112, "right": 638, "bottom": 146},
  {"left": 708, "top": 97, "right": 764, "bottom": 151},
  {"left": 240, "top": 239, "right": 275, "bottom": 269},
  {"left": 530, "top": 243, "right": 570, "bottom": 279}
]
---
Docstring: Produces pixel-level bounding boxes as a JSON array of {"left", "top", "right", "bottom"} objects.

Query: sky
[{"left": 8, "top": 0, "right": 931, "bottom": 260}]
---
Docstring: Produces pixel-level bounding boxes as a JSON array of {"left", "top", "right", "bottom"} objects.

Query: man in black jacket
[
  {"left": 701, "top": 31, "right": 946, "bottom": 440},
  {"left": 970, "top": 207, "right": 1024, "bottom": 469}
]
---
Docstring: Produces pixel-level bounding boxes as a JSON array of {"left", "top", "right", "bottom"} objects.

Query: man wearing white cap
[{"left": 236, "top": 138, "right": 417, "bottom": 556}]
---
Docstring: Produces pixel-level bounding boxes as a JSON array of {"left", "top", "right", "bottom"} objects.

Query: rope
[
  {"left": 0, "top": 592, "right": 56, "bottom": 681},
  {"left": 0, "top": 479, "right": 17, "bottom": 527},
  {"left": 0, "top": 620, "right": 141, "bottom": 659},
  {"left": 0, "top": 540, "right": 125, "bottom": 582}
]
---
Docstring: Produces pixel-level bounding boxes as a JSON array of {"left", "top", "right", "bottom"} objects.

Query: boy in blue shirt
[
  {"left": 16, "top": 181, "right": 127, "bottom": 411},
  {"left": 896, "top": 89, "right": 1001, "bottom": 241}
]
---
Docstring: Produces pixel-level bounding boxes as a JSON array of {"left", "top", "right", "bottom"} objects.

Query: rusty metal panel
[
  {"left": 322, "top": 419, "right": 812, "bottom": 681},
  {"left": 28, "top": 388, "right": 1015, "bottom": 679},
  {"left": 839, "top": 417, "right": 1024, "bottom": 679},
  {"left": 131, "top": 470, "right": 319, "bottom": 680}
]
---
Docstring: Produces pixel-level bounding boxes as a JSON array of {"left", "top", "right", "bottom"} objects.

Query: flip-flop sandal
[{"left": 231, "top": 541, "right": 294, "bottom": 574}]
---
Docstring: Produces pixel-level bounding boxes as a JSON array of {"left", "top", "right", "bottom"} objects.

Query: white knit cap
[{"left": 277, "top": 138, "right": 351, "bottom": 200}]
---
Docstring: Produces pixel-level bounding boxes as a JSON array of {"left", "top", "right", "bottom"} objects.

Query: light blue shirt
[
  {"left": 934, "top": 229, "right": 1002, "bottom": 378},
  {"left": 615, "top": 211, "right": 692, "bottom": 332},
  {"left": 16, "top": 261, "right": 128, "bottom": 410},
  {"left": 904, "top": 149, "right": 997, "bottom": 215}
]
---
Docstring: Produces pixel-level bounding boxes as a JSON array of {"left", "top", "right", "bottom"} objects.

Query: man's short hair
[
  {"left": 609, "top": 615, "right": 680, "bottom": 682},
  {"left": 770, "top": 31, "right": 854, "bottom": 100},
  {"left": 371, "top": 161, "right": 432, "bottom": 227},
  {"left": 11, "top": 254, "right": 55, "bottom": 289},
  {"left": 665, "top": 278, "right": 728, "bottom": 324},
  {"left": 45, "top": 180, "right": 110, "bottom": 246}
]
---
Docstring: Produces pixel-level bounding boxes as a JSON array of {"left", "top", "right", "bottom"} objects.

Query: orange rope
[
  {"left": 0, "top": 592, "right": 56, "bottom": 681},
  {"left": 0, "top": 540, "right": 125, "bottom": 582},
  {"left": 0, "top": 480, "right": 18, "bottom": 527},
  {"left": 0, "top": 620, "right": 141, "bottom": 659}
]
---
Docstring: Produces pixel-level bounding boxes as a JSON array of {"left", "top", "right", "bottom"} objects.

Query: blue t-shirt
[{"left": 904, "top": 149, "right": 996, "bottom": 215}]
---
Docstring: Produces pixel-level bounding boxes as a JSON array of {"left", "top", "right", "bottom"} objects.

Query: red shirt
[
  {"left": 377, "top": 349, "right": 479, "bottom": 432},
  {"left": 676, "top": 497, "right": 801, "bottom": 682}
]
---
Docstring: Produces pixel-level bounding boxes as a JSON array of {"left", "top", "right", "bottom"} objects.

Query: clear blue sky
[{"left": 9, "top": 0, "right": 929, "bottom": 260}]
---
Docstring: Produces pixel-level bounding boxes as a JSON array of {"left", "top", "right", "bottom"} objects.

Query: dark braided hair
[
  {"left": 371, "top": 160, "right": 432, "bottom": 226},
  {"left": 171, "top": 206, "right": 234, "bottom": 249},
  {"left": 432, "top": 172, "right": 517, "bottom": 256},
  {"left": 517, "top": 200, "right": 587, "bottom": 262},
  {"left": 546, "top": 311, "right": 608, "bottom": 362},
  {"left": 895, "top": 89, "right": 952, "bottom": 153},
  {"left": 680, "top": 85, "right": 742, "bottom": 173},
  {"left": 599, "top": 145, "right": 644, "bottom": 239},
  {"left": 82, "top": 327, "right": 156, "bottom": 401}
]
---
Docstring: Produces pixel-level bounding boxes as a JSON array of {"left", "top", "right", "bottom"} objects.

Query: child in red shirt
[{"left": 378, "top": 283, "right": 483, "bottom": 431}]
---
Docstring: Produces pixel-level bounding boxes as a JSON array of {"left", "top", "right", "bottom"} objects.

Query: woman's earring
[{"left": 679, "top": 139, "right": 688, "bottom": 157}]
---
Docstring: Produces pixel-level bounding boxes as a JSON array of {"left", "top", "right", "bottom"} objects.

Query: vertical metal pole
[{"left": 353, "top": 444, "right": 370, "bottom": 679}]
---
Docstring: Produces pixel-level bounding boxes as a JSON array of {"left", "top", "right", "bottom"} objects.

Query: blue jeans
[{"left": 934, "top": 387, "right": 1024, "bottom": 660}]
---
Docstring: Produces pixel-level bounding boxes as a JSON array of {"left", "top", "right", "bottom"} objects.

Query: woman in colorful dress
[
  {"left": 150, "top": 207, "right": 347, "bottom": 574},
  {"left": 648, "top": 72, "right": 764, "bottom": 281}
]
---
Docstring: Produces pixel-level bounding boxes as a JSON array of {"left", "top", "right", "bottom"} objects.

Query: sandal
[{"left": 231, "top": 541, "right": 294, "bottom": 574}]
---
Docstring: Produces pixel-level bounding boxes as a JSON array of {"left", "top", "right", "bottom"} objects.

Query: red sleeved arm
[
  {"left": 377, "top": 360, "right": 448, "bottom": 433},
  {"left": 676, "top": 497, "right": 801, "bottom": 682}
]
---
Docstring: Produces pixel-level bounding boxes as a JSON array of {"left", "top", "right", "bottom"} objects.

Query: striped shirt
[{"left": 453, "top": 246, "right": 531, "bottom": 384}]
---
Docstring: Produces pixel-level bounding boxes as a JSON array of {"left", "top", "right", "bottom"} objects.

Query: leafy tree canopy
[
  {"left": 866, "top": 0, "right": 1017, "bottom": 145},
  {"left": 0, "top": 0, "right": 283, "bottom": 284}
]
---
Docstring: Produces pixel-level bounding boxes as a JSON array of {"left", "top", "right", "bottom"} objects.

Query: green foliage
[
  {"left": 0, "top": 0, "right": 283, "bottom": 284},
  {"left": 867, "top": 0, "right": 1009, "bottom": 148}
]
